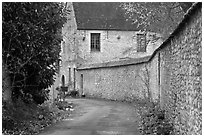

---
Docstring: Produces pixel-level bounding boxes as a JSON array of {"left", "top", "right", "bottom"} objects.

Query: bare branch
[{"left": 170, "top": 3, "right": 181, "bottom": 9}]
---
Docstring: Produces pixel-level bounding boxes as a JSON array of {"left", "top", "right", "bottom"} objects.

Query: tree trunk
[{"left": 2, "top": 64, "right": 12, "bottom": 103}]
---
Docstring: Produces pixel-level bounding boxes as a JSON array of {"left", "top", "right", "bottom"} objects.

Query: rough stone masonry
[
  {"left": 77, "top": 2, "right": 202, "bottom": 135},
  {"left": 158, "top": 3, "right": 202, "bottom": 135}
]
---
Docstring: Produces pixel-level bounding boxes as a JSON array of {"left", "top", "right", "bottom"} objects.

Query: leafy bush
[
  {"left": 32, "top": 89, "right": 50, "bottom": 104},
  {"left": 139, "top": 103, "right": 174, "bottom": 135},
  {"left": 55, "top": 100, "right": 72, "bottom": 110},
  {"left": 69, "top": 90, "right": 79, "bottom": 97},
  {"left": 2, "top": 99, "right": 73, "bottom": 135}
]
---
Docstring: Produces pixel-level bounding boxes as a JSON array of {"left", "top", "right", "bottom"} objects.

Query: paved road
[{"left": 39, "top": 98, "right": 142, "bottom": 135}]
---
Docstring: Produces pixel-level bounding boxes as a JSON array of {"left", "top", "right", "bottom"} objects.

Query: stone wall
[
  {"left": 60, "top": 2, "right": 78, "bottom": 87},
  {"left": 76, "top": 3, "right": 202, "bottom": 135},
  {"left": 76, "top": 30, "right": 162, "bottom": 65},
  {"left": 53, "top": 2, "right": 162, "bottom": 94},
  {"left": 158, "top": 3, "right": 202, "bottom": 135},
  {"left": 50, "top": 2, "right": 78, "bottom": 97},
  {"left": 51, "top": 3, "right": 202, "bottom": 134},
  {"left": 77, "top": 55, "right": 159, "bottom": 103}
]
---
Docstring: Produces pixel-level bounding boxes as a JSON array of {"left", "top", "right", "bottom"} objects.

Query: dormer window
[
  {"left": 91, "top": 33, "right": 100, "bottom": 52},
  {"left": 137, "top": 33, "right": 147, "bottom": 52}
]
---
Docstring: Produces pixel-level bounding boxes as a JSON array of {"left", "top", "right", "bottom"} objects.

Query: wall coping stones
[{"left": 77, "top": 55, "right": 151, "bottom": 70}]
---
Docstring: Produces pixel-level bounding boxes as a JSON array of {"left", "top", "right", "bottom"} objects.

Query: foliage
[
  {"left": 120, "top": 2, "right": 186, "bottom": 39},
  {"left": 138, "top": 103, "right": 174, "bottom": 135},
  {"left": 67, "top": 89, "right": 79, "bottom": 97},
  {"left": 2, "top": 2, "right": 70, "bottom": 103},
  {"left": 179, "top": 2, "right": 193, "bottom": 13},
  {"left": 2, "top": 98, "right": 74, "bottom": 135},
  {"left": 55, "top": 100, "right": 74, "bottom": 110}
]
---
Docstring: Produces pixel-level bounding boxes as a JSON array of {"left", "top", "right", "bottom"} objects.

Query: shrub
[
  {"left": 2, "top": 98, "right": 73, "bottom": 135},
  {"left": 67, "top": 89, "right": 79, "bottom": 97},
  {"left": 139, "top": 103, "right": 174, "bottom": 135}
]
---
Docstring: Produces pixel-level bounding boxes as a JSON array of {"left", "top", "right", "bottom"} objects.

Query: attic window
[
  {"left": 137, "top": 33, "right": 147, "bottom": 52},
  {"left": 91, "top": 33, "right": 100, "bottom": 52}
]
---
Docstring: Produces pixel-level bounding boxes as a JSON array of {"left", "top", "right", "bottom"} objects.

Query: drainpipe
[
  {"left": 81, "top": 74, "right": 83, "bottom": 96},
  {"left": 74, "top": 68, "right": 76, "bottom": 91},
  {"left": 68, "top": 67, "right": 71, "bottom": 90},
  {"left": 158, "top": 52, "right": 161, "bottom": 106}
]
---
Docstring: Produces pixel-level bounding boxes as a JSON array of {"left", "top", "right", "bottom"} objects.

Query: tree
[
  {"left": 138, "top": 64, "right": 152, "bottom": 104},
  {"left": 179, "top": 2, "right": 193, "bottom": 13},
  {"left": 120, "top": 2, "right": 193, "bottom": 39},
  {"left": 2, "top": 2, "right": 69, "bottom": 104}
]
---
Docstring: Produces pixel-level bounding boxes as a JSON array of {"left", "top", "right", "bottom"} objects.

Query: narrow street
[{"left": 39, "top": 98, "right": 142, "bottom": 135}]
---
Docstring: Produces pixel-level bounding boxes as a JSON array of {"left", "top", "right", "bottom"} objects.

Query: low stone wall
[{"left": 77, "top": 55, "right": 159, "bottom": 103}]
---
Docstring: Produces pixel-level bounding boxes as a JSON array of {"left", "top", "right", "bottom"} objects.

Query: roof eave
[{"left": 76, "top": 27, "right": 141, "bottom": 31}]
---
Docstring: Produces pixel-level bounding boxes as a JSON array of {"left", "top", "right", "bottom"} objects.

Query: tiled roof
[{"left": 73, "top": 2, "right": 144, "bottom": 31}]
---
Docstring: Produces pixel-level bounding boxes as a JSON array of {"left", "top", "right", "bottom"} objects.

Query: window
[
  {"left": 91, "top": 33, "right": 100, "bottom": 52},
  {"left": 61, "top": 75, "right": 65, "bottom": 87},
  {"left": 137, "top": 33, "right": 147, "bottom": 52}
]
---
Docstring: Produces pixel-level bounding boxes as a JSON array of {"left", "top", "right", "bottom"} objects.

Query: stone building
[
  {"left": 50, "top": 2, "right": 201, "bottom": 134},
  {"left": 76, "top": 2, "right": 202, "bottom": 134},
  {"left": 50, "top": 2, "right": 163, "bottom": 99}
]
